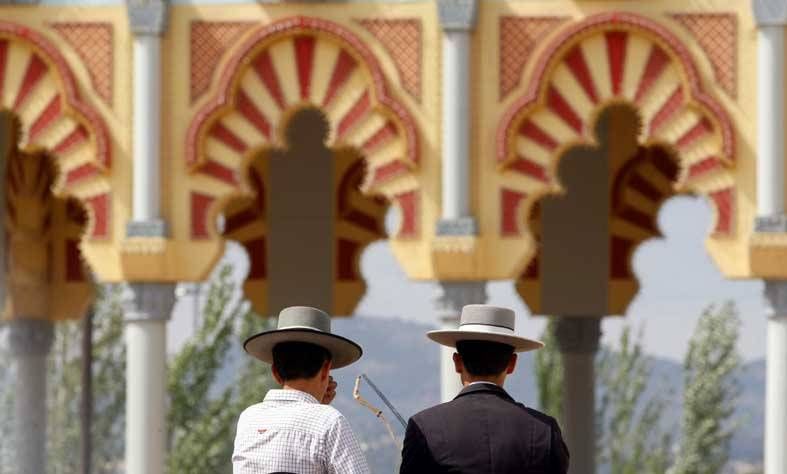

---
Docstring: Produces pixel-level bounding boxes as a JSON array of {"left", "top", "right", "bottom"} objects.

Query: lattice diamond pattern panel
[
  {"left": 50, "top": 23, "right": 113, "bottom": 106},
  {"left": 190, "top": 21, "right": 253, "bottom": 103},
  {"left": 670, "top": 13, "right": 737, "bottom": 99},
  {"left": 357, "top": 19, "right": 422, "bottom": 102},
  {"left": 499, "top": 16, "right": 569, "bottom": 100}
]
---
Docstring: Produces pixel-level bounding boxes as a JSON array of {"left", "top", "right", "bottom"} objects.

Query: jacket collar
[{"left": 454, "top": 382, "right": 515, "bottom": 403}]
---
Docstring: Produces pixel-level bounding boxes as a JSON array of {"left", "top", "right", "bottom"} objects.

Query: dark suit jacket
[{"left": 400, "top": 383, "right": 569, "bottom": 474}]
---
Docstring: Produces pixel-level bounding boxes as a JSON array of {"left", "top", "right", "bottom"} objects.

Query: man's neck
[
  {"left": 281, "top": 380, "right": 324, "bottom": 402},
  {"left": 461, "top": 374, "right": 506, "bottom": 387}
]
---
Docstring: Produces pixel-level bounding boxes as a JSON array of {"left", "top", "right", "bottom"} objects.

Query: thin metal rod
[
  {"left": 353, "top": 376, "right": 402, "bottom": 450},
  {"left": 361, "top": 374, "right": 407, "bottom": 428}
]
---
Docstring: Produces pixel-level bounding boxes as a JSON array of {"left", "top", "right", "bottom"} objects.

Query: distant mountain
[{"left": 226, "top": 316, "right": 765, "bottom": 473}]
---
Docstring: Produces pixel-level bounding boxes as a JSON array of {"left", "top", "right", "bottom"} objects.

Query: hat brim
[
  {"left": 243, "top": 328, "right": 363, "bottom": 369},
  {"left": 427, "top": 330, "right": 544, "bottom": 352}
]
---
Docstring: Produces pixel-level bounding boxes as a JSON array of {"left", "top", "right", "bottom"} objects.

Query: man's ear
[
  {"left": 320, "top": 359, "right": 332, "bottom": 381},
  {"left": 452, "top": 352, "right": 464, "bottom": 374},
  {"left": 506, "top": 353, "right": 518, "bottom": 375},
  {"left": 272, "top": 364, "right": 284, "bottom": 385}
]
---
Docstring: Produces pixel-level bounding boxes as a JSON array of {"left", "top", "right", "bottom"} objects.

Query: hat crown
[
  {"left": 459, "top": 305, "right": 515, "bottom": 331},
  {"left": 277, "top": 306, "right": 331, "bottom": 333}
]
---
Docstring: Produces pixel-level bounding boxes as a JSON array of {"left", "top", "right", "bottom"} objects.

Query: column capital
[
  {"left": 755, "top": 214, "right": 787, "bottom": 232},
  {"left": 436, "top": 217, "right": 478, "bottom": 236},
  {"left": 127, "top": 0, "right": 169, "bottom": 36},
  {"left": 5, "top": 319, "right": 54, "bottom": 357},
  {"left": 438, "top": 0, "right": 478, "bottom": 32},
  {"left": 435, "top": 281, "right": 487, "bottom": 322},
  {"left": 754, "top": 0, "right": 787, "bottom": 26},
  {"left": 126, "top": 219, "right": 169, "bottom": 238},
  {"left": 764, "top": 280, "right": 787, "bottom": 320},
  {"left": 122, "top": 282, "right": 176, "bottom": 322},
  {"left": 555, "top": 317, "right": 602, "bottom": 354}
]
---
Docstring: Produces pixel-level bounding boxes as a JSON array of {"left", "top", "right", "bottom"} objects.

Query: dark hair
[
  {"left": 456, "top": 340, "right": 515, "bottom": 376},
  {"left": 272, "top": 341, "right": 332, "bottom": 381}
]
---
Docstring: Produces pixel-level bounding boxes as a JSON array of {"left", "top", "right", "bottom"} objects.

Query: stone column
[
  {"left": 435, "top": 0, "right": 482, "bottom": 404},
  {"left": 7, "top": 319, "right": 55, "bottom": 474},
  {"left": 754, "top": 3, "right": 787, "bottom": 473},
  {"left": 754, "top": 0, "right": 786, "bottom": 218},
  {"left": 126, "top": 0, "right": 168, "bottom": 237},
  {"left": 437, "top": 0, "right": 478, "bottom": 236},
  {"left": 764, "top": 282, "right": 787, "bottom": 474},
  {"left": 555, "top": 317, "right": 601, "bottom": 474},
  {"left": 123, "top": 283, "right": 176, "bottom": 474},
  {"left": 434, "top": 281, "right": 487, "bottom": 402}
]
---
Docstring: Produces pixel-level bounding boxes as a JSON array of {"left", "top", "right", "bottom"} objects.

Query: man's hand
[{"left": 322, "top": 376, "right": 337, "bottom": 405}]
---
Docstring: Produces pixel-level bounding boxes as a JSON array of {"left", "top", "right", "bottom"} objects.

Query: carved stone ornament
[
  {"left": 764, "top": 281, "right": 787, "bottom": 320},
  {"left": 438, "top": 0, "right": 479, "bottom": 31},
  {"left": 436, "top": 217, "right": 478, "bottom": 236},
  {"left": 753, "top": 0, "right": 787, "bottom": 26},
  {"left": 435, "top": 281, "right": 488, "bottom": 322},
  {"left": 127, "top": 0, "right": 169, "bottom": 35},
  {"left": 555, "top": 317, "right": 602, "bottom": 354},
  {"left": 6, "top": 319, "right": 55, "bottom": 357},
  {"left": 755, "top": 215, "right": 787, "bottom": 233},
  {"left": 122, "top": 282, "right": 177, "bottom": 322}
]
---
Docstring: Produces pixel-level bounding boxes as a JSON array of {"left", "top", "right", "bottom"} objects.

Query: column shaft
[
  {"left": 767, "top": 315, "right": 787, "bottom": 474},
  {"left": 441, "top": 30, "right": 471, "bottom": 220},
  {"left": 555, "top": 317, "right": 601, "bottom": 474},
  {"left": 765, "top": 281, "right": 787, "bottom": 474},
  {"left": 757, "top": 25, "right": 785, "bottom": 217},
  {"left": 123, "top": 283, "right": 176, "bottom": 474},
  {"left": 132, "top": 35, "right": 161, "bottom": 222},
  {"left": 125, "top": 320, "right": 167, "bottom": 473},
  {"left": 561, "top": 352, "right": 595, "bottom": 474},
  {"left": 9, "top": 320, "right": 54, "bottom": 474}
]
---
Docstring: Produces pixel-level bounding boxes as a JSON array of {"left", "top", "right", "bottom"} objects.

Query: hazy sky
[{"left": 170, "top": 195, "right": 767, "bottom": 363}]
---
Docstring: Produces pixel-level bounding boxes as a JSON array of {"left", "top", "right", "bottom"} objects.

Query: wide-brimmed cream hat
[
  {"left": 244, "top": 306, "right": 362, "bottom": 369},
  {"left": 427, "top": 304, "right": 544, "bottom": 352}
]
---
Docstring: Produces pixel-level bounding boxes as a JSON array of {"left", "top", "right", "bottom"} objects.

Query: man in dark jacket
[{"left": 400, "top": 304, "right": 569, "bottom": 474}]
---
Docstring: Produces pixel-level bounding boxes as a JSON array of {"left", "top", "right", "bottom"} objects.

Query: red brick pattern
[
  {"left": 358, "top": 19, "right": 422, "bottom": 102},
  {"left": 670, "top": 13, "right": 737, "bottom": 99},
  {"left": 50, "top": 23, "right": 114, "bottom": 106},
  {"left": 499, "top": 16, "right": 568, "bottom": 100},
  {"left": 190, "top": 21, "right": 253, "bottom": 103}
]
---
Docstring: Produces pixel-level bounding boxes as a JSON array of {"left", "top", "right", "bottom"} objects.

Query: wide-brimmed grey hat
[
  {"left": 427, "top": 304, "right": 544, "bottom": 352},
  {"left": 244, "top": 306, "right": 362, "bottom": 369}
]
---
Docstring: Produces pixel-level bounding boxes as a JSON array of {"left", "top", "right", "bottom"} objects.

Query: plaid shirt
[{"left": 232, "top": 389, "right": 370, "bottom": 474}]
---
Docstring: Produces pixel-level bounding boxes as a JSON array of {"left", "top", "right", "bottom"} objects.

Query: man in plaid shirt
[{"left": 233, "top": 306, "right": 370, "bottom": 474}]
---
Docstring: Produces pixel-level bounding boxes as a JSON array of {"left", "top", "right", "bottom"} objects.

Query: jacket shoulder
[{"left": 520, "top": 406, "right": 561, "bottom": 429}]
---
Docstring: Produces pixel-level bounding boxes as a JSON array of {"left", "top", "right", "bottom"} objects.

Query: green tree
[
  {"left": 597, "top": 326, "right": 672, "bottom": 474},
  {"left": 44, "top": 284, "right": 127, "bottom": 473},
  {"left": 91, "top": 285, "right": 126, "bottom": 473},
  {"left": 534, "top": 318, "right": 563, "bottom": 421},
  {"left": 166, "top": 265, "right": 275, "bottom": 474},
  {"left": 47, "top": 320, "right": 82, "bottom": 474},
  {"left": 671, "top": 302, "right": 740, "bottom": 474}
]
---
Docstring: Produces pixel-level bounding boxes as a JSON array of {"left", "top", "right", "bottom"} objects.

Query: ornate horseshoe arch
[
  {"left": 497, "top": 12, "right": 737, "bottom": 240},
  {"left": 0, "top": 22, "right": 112, "bottom": 240},
  {"left": 186, "top": 17, "right": 421, "bottom": 315}
]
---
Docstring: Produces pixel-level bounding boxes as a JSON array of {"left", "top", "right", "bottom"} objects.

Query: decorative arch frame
[
  {"left": 186, "top": 16, "right": 421, "bottom": 315},
  {"left": 496, "top": 12, "right": 737, "bottom": 238},
  {"left": 0, "top": 21, "right": 112, "bottom": 239},
  {"left": 186, "top": 16, "right": 421, "bottom": 241}
]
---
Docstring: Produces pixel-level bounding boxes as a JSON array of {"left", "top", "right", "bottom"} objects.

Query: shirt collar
[
  {"left": 263, "top": 388, "right": 321, "bottom": 405},
  {"left": 468, "top": 380, "right": 499, "bottom": 387}
]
